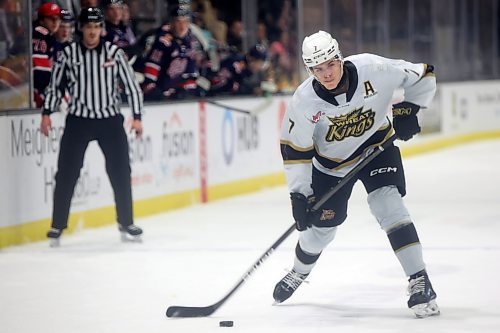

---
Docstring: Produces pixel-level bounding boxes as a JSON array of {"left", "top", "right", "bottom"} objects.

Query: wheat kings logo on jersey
[{"left": 325, "top": 107, "right": 375, "bottom": 142}]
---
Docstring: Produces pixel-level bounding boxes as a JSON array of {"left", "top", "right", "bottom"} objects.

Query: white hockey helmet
[{"left": 302, "top": 30, "right": 343, "bottom": 69}]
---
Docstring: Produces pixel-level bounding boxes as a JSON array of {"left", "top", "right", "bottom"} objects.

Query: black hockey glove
[
  {"left": 392, "top": 101, "right": 421, "bottom": 141},
  {"left": 290, "top": 193, "right": 314, "bottom": 231}
]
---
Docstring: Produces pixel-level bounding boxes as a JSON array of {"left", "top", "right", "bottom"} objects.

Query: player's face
[
  {"left": 172, "top": 17, "right": 190, "bottom": 38},
  {"left": 42, "top": 16, "right": 61, "bottom": 34},
  {"left": 81, "top": 22, "right": 102, "bottom": 49},
  {"left": 56, "top": 23, "right": 72, "bottom": 42},
  {"left": 105, "top": 4, "right": 123, "bottom": 24},
  {"left": 311, "top": 59, "right": 343, "bottom": 90}
]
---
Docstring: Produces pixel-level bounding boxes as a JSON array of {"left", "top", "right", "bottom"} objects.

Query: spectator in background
[
  {"left": 208, "top": 49, "right": 247, "bottom": 95},
  {"left": 226, "top": 19, "right": 243, "bottom": 52},
  {"left": 121, "top": 1, "right": 136, "bottom": 46},
  {"left": 192, "top": 10, "right": 215, "bottom": 52},
  {"left": 32, "top": 2, "right": 61, "bottom": 108},
  {"left": 256, "top": 22, "right": 269, "bottom": 48},
  {"left": 102, "top": 0, "right": 130, "bottom": 50},
  {"left": 240, "top": 43, "right": 275, "bottom": 95},
  {"left": 53, "top": 9, "right": 74, "bottom": 107},
  {"left": 194, "top": 0, "right": 227, "bottom": 45},
  {"left": 141, "top": 5, "right": 205, "bottom": 100},
  {"left": 54, "top": 9, "right": 74, "bottom": 60},
  {"left": 190, "top": 9, "right": 220, "bottom": 80},
  {"left": 210, "top": 43, "right": 274, "bottom": 96},
  {"left": 127, "top": 22, "right": 165, "bottom": 75},
  {"left": 270, "top": 29, "right": 297, "bottom": 92}
]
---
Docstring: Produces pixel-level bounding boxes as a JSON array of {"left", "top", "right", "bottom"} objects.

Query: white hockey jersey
[{"left": 280, "top": 53, "right": 436, "bottom": 196}]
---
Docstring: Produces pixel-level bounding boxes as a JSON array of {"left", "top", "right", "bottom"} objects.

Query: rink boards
[
  {"left": 1, "top": 81, "right": 500, "bottom": 248},
  {"left": 0, "top": 97, "right": 286, "bottom": 247}
]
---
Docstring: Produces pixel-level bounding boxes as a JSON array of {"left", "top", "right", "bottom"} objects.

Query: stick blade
[{"left": 166, "top": 305, "right": 216, "bottom": 318}]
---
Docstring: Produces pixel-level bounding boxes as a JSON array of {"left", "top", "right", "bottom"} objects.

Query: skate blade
[
  {"left": 49, "top": 238, "right": 60, "bottom": 248},
  {"left": 411, "top": 299, "right": 440, "bottom": 318},
  {"left": 120, "top": 232, "right": 143, "bottom": 243}
]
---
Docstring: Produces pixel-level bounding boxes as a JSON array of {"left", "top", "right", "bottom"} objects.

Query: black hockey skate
[
  {"left": 119, "top": 224, "right": 143, "bottom": 242},
  {"left": 407, "top": 269, "right": 440, "bottom": 318},
  {"left": 47, "top": 228, "right": 63, "bottom": 247},
  {"left": 273, "top": 269, "right": 309, "bottom": 304}
]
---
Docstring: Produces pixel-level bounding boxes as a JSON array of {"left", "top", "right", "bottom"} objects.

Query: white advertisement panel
[
  {"left": 1, "top": 103, "right": 199, "bottom": 228},
  {"left": 130, "top": 103, "right": 200, "bottom": 200},
  {"left": 440, "top": 81, "right": 500, "bottom": 134},
  {"left": 204, "top": 97, "right": 288, "bottom": 186},
  {"left": 4, "top": 111, "right": 72, "bottom": 226}
]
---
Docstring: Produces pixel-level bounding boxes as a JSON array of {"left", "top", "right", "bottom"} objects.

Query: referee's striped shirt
[{"left": 43, "top": 40, "right": 143, "bottom": 120}]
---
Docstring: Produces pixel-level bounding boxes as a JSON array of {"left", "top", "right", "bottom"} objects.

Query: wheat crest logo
[{"left": 325, "top": 108, "right": 375, "bottom": 142}]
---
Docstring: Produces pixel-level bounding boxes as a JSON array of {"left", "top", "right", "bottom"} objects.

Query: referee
[{"left": 40, "top": 7, "right": 144, "bottom": 246}]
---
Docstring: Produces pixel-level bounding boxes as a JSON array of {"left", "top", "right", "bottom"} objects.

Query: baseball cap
[{"left": 38, "top": 2, "right": 62, "bottom": 18}]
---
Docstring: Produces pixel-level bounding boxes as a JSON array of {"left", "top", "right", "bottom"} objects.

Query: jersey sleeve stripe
[
  {"left": 33, "top": 57, "right": 51, "bottom": 69},
  {"left": 144, "top": 63, "right": 160, "bottom": 80},
  {"left": 283, "top": 159, "right": 313, "bottom": 165},
  {"left": 415, "top": 64, "right": 436, "bottom": 82},
  {"left": 279, "top": 140, "right": 314, "bottom": 152},
  {"left": 281, "top": 143, "right": 315, "bottom": 162}
]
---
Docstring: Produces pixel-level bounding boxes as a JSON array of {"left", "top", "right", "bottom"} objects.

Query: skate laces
[
  {"left": 121, "top": 225, "right": 139, "bottom": 232},
  {"left": 407, "top": 276, "right": 426, "bottom": 296},
  {"left": 283, "top": 270, "right": 308, "bottom": 290},
  {"left": 47, "top": 228, "right": 62, "bottom": 237},
  {"left": 127, "top": 225, "right": 140, "bottom": 232}
]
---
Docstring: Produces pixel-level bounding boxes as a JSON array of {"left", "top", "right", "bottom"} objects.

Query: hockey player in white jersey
[{"left": 274, "top": 30, "right": 440, "bottom": 318}]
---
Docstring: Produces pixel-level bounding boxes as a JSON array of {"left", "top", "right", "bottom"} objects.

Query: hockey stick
[
  {"left": 166, "top": 134, "right": 397, "bottom": 318},
  {"left": 166, "top": 223, "right": 296, "bottom": 318}
]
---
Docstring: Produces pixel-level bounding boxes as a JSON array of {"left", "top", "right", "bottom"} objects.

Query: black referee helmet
[
  {"left": 79, "top": 7, "right": 104, "bottom": 25},
  {"left": 60, "top": 9, "right": 74, "bottom": 23}
]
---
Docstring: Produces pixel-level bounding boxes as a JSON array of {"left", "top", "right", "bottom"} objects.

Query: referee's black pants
[{"left": 51, "top": 114, "right": 134, "bottom": 230}]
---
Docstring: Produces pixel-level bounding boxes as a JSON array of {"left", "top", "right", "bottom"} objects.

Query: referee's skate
[
  {"left": 47, "top": 228, "right": 63, "bottom": 247},
  {"left": 119, "top": 224, "right": 143, "bottom": 242}
]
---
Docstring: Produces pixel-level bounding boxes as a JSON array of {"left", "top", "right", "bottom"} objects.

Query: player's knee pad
[
  {"left": 367, "top": 185, "right": 411, "bottom": 232},
  {"left": 298, "top": 225, "right": 337, "bottom": 255}
]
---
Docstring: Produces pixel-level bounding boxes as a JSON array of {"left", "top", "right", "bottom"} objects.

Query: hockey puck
[{"left": 219, "top": 321, "right": 234, "bottom": 327}]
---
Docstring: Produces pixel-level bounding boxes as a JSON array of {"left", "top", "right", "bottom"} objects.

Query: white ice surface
[{"left": 1, "top": 140, "right": 500, "bottom": 333}]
